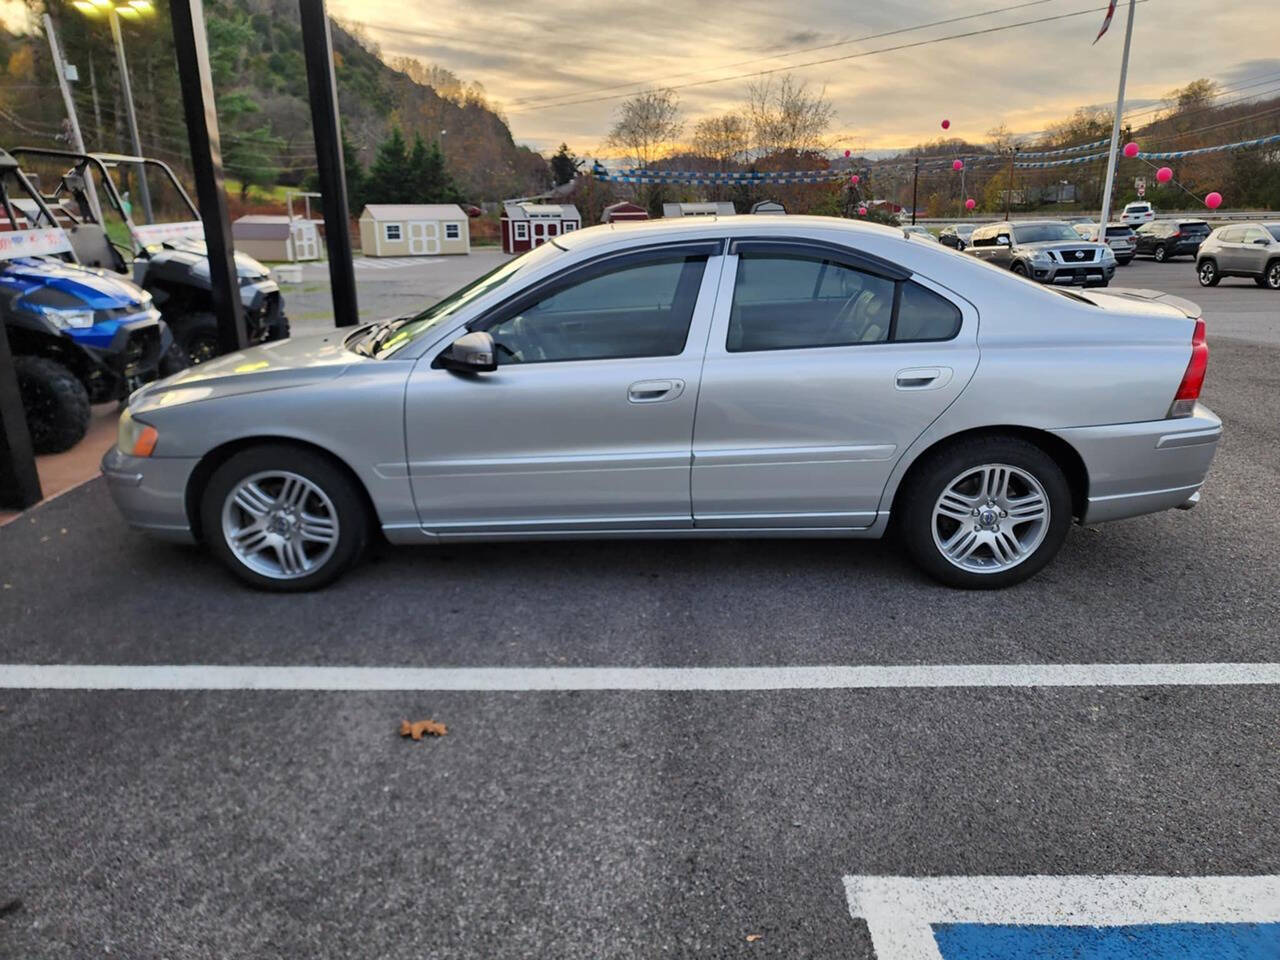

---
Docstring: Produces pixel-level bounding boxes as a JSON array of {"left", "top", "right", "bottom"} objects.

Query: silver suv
[
  {"left": 967, "top": 220, "right": 1115, "bottom": 287},
  {"left": 1196, "top": 222, "right": 1280, "bottom": 289}
]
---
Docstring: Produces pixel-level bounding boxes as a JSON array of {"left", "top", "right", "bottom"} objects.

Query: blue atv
[{"left": 1, "top": 149, "right": 174, "bottom": 453}]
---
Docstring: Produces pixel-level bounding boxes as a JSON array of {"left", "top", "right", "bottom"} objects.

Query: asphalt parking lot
[{"left": 2, "top": 249, "right": 1279, "bottom": 958}]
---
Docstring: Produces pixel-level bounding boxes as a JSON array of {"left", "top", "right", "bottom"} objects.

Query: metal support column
[
  {"left": 910, "top": 158, "right": 919, "bottom": 225},
  {"left": 169, "top": 0, "right": 247, "bottom": 355},
  {"left": 298, "top": 0, "right": 359, "bottom": 327},
  {"left": 43, "top": 12, "right": 102, "bottom": 221},
  {"left": 0, "top": 325, "right": 42, "bottom": 510}
]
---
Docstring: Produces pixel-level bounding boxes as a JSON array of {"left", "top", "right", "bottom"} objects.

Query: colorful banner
[
  {"left": 133, "top": 220, "right": 204, "bottom": 246},
  {"left": 0, "top": 228, "right": 74, "bottom": 261}
]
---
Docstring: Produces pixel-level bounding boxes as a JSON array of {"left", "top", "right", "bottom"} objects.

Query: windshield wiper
[{"left": 365, "top": 317, "right": 413, "bottom": 356}]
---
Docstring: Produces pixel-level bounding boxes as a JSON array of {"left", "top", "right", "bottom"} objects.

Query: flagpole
[{"left": 1097, "top": 0, "right": 1137, "bottom": 231}]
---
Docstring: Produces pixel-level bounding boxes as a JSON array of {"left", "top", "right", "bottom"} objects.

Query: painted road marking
[
  {"left": 843, "top": 875, "right": 1280, "bottom": 960},
  {"left": 2, "top": 662, "right": 1280, "bottom": 691}
]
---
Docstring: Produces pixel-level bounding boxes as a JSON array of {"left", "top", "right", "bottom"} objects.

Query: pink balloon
[
  {"left": 1155, "top": 166, "right": 1173, "bottom": 183},
  {"left": 844, "top": 149, "right": 851, "bottom": 158},
  {"left": 952, "top": 159, "right": 964, "bottom": 171},
  {"left": 941, "top": 119, "right": 950, "bottom": 130},
  {"left": 850, "top": 174, "right": 860, "bottom": 185},
  {"left": 1122, "top": 141, "right": 1139, "bottom": 158},
  {"left": 1205, "top": 191, "right": 1223, "bottom": 210},
  {"left": 857, "top": 206, "right": 868, "bottom": 216},
  {"left": 965, "top": 198, "right": 976, "bottom": 211}
]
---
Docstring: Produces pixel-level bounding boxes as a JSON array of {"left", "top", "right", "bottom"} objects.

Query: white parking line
[
  {"left": 2, "top": 662, "right": 1279, "bottom": 691},
  {"left": 843, "top": 874, "right": 1280, "bottom": 960}
]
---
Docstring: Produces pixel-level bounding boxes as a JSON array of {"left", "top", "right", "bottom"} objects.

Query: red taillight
[
  {"left": 1170, "top": 231, "right": 1182, "bottom": 239},
  {"left": 1171, "top": 318, "right": 1208, "bottom": 417}
]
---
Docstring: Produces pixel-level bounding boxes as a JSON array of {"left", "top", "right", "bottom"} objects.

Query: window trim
[
  {"left": 437, "top": 241, "right": 723, "bottom": 368},
  {"left": 444, "top": 222, "right": 461, "bottom": 239},
  {"left": 383, "top": 222, "right": 402, "bottom": 242},
  {"left": 723, "top": 249, "right": 963, "bottom": 353},
  {"left": 727, "top": 237, "right": 910, "bottom": 281},
  {"left": 514, "top": 221, "right": 529, "bottom": 240}
]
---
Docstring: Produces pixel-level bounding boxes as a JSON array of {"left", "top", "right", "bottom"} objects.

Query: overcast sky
[{"left": 328, "top": 0, "right": 1280, "bottom": 159}]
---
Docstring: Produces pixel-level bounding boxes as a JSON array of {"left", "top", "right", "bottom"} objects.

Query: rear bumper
[
  {"left": 1051, "top": 405, "right": 1222, "bottom": 524},
  {"left": 101, "top": 445, "right": 199, "bottom": 543}
]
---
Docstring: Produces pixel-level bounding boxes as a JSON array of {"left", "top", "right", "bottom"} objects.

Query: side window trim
[{"left": 727, "top": 238, "right": 911, "bottom": 282}]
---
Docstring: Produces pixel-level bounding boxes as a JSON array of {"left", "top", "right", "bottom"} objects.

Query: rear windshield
[
  {"left": 1126, "top": 204, "right": 1150, "bottom": 211},
  {"left": 1106, "top": 226, "right": 1134, "bottom": 237},
  {"left": 1180, "top": 222, "right": 1210, "bottom": 234}
]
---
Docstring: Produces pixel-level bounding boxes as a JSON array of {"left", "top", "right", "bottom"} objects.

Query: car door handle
[
  {"left": 895, "top": 367, "right": 953, "bottom": 390},
  {"left": 627, "top": 379, "right": 685, "bottom": 403}
]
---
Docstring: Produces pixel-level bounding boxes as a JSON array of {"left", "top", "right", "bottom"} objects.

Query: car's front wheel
[
  {"left": 899, "top": 437, "right": 1072, "bottom": 589},
  {"left": 201, "top": 445, "right": 369, "bottom": 591},
  {"left": 1198, "top": 260, "right": 1220, "bottom": 287},
  {"left": 1266, "top": 260, "right": 1280, "bottom": 290}
]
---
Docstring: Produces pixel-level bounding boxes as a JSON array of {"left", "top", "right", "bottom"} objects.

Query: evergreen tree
[
  {"left": 364, "top": 127, "right": 410, "bottom": 205},
  {"left": 304, "top": 134, "right": 366, "bottom": 214},
  {"left": 549, "top": 143, "right": 581, "bottom": 186},
  {"left": 407, "top": 135, "right": 461, "bottom": 203}
]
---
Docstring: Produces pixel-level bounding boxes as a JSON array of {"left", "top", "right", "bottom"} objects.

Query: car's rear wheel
[
  {"left": 899, "top": 437, "right": 1072, "bottom": 589},
  {"left": 1198, "top": 259, "right": 1220, "bottom": 287},
  {"left": 201, "top": 446, "right": 368, "bottom": 591},
  {"left": 13, "top": 355, "right": 90, "bottom": 454},
  {"left": 1153, "top": 244, "right": 1169, "bottom": 262},
  {"left": 1266, "top": 260, "right": 1280, "bottom": 290}
]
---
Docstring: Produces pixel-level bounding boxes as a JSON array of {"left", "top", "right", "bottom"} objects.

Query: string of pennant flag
[{"left": 1014, "top": 132, "right": 1280, "bottom": 168}]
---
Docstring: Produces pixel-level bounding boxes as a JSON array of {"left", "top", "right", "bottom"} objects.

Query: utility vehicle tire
[
  {"left": 899, "top": 435, "right": 1072, "bottom": 590},
  {"left": 14, "top": 355, "right": 91, "bottom": 454},
  {"left": 201, "top": 445, "right": 369, "bottom": 592},
  {"left": 171, "top": 312, "right": 221, "bottom": 365}
]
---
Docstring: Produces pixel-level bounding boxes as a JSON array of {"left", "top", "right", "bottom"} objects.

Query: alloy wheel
[
  {"left": 220, "top": 470, "right": 339, "bottom": 580},
  {"left": 931, "top": 464, "right": 1050, "bottom": 574},
  {"left": 1199, "top": 262, "right": 1217, "bottom": 286},
  {"left": 1269, "top": 262, "right": 1280, "bottom": 290}
]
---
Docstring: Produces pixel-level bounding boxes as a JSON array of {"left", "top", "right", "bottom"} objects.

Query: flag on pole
[{"left": 1094, "top": 0, "right": 1119, "bottom": 43}]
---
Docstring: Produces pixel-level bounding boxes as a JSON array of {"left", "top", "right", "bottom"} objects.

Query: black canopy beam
[{"left": 299, "top": 0, "right": 359, "bottom": 327}]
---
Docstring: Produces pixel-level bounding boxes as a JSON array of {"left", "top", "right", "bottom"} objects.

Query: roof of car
[{"left": 551, "top": 213, "right": 908, "bottom": 253}]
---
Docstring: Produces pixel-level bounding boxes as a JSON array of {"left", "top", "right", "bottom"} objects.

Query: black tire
[
  {"left": 1253, "top": 275, "right": 1267, "bottom": 288},
  {"left": 170, "top": 312, "right": 221, "bottom": 365},
  {"left": 1198, "top": 259, "right": 1220, "bottom": 287},
  {"left": 13, "top": 355, "right": 90, "bottom": 454},
  {"left": 898, "top": 436, "right": 1073, "bottom": 590},
  {"left": 1266, "top": 260, "right": 1280, "bottom": 290},
  {"left": 1153, "top": 244, "right": 1169, "bottom": 262},
  {"left": 1011, "top": 261, "right": 1028, "bottom": 276},
  {"left": 1117, "top": 256, "right": 1133, "bottom": 266},
  {"left": 201, "top": 445, "right": 369, "bottom": 592}
]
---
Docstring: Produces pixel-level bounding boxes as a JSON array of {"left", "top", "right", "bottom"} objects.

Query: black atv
[
  {"left": 11, "top": 148, "right": 290, "bottom": 366},
  {"left": 1, "top": 149, "right": 173, "bottom": 453}
]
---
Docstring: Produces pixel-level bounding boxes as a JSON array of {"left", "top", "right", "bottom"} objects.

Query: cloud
[{"left": 333, "top": 0, "right": 1280, "bottom": 154}]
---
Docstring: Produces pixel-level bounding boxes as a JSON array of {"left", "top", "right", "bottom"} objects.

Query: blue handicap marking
[{"left": 933, "top": 922, "right": 1280, "bottom": 959}]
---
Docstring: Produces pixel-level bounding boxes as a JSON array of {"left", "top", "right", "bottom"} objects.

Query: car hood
[
  {"left": 1019, "top": 240, "right": 1108, "bottom": 254},
  {"left": 129, "top": 328, "right": 373, "bottom": 413},
  {"left": 0, "top": 256, "right": 151, "bottom": 310}
]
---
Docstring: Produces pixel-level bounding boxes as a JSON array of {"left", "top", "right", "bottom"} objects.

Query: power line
[
  {"left": 500, "top": 0, "right": 1069, "bottom": 109},
  {"left": 502, "top": 1, "right": 1148, "bottom": 115}
]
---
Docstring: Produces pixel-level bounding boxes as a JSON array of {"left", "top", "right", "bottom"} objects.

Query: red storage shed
[
  {"left": 601, "top": 201, "right": 649, "bottom": 224},
  {"left": 501, "top": 201, "right": 582, "bottom": 253}
]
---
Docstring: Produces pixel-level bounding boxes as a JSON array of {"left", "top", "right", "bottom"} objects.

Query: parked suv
[
  {"left": 1073, "top": 222, "right": 1137, "bottom": 265},
  {"left": 966, "top": 220, "right": 1115, "bottom": 286},
  {"left": 1133, "top": 219, "right": 1211, "bottom": 262},
  {"left": 1121, "top": 201, "right": 1155, "bottom": 225},
  {"left": 1195, "top": 222, "right": 1280, "bottom": 289}
]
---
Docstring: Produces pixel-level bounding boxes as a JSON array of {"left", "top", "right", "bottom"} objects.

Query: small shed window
[
  {"left": 445, "top": 223, "right": 460, "bottom": 239},
  {"left": 384, "top": 223, "right": 402, "bottom": 241},
  {"left": 562, "top": 222, "right": 577, "bottom": 233},
  {"left": 514, "top": 222, "right": 529, "bottom": 240}
]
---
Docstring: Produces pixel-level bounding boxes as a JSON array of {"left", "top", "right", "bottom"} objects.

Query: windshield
[
  {"left": 372, "top": 242, "right": 567, "bottom": 357},
  {"left": 1012, "top": 223, "right": 1081, "bottom": 244},
  {"left": 956, "top": 224, "right": 975, "bottom": 236},
  {"left": 1269, "top": 226, "right": 1280, "bottom": 241}
]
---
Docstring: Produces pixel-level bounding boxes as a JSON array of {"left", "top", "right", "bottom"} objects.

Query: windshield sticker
[
  {"left": 0, "top": 228, "right": 73, "bottom": 261},
  {"left": 133, "top": 220, "right": 205, "bottom": 245}
]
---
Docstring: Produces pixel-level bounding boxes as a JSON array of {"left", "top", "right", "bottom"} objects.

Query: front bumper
[
  {"left": 1051, "top": 404, "right": 1222, "bottom": 524},
  {"left": 101, "top": 445, "right": 200, "bottom": 543},
  {"left": 1030, "top": 262, "right": 1117, "bottom": 285}
]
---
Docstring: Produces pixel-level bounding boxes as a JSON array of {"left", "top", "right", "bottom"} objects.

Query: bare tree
[
  {"left": 605, "top": 89, "right": 684, "bottom": 169},
  {"left": 745, "top": 74, "right": 835, "bottom": 159},
  {"left": 692, "top": 113, "right": 750, "bottom": 168}
]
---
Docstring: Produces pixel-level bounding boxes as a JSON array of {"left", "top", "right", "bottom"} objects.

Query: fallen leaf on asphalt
[
  {"left": 399, "top": 719, "right": 447, "bottom": 740},
  {"left": 746, "top": 934, "right": 763, "bottom": 942},
  {"left": 0, "top": 898, "right": 21, "bottom": 918}
]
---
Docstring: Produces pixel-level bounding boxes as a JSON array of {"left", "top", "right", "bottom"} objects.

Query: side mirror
[
  {"left": 1255, "top": 237, "right": 1271, "bottom": 245},
  {"left": 996, "top": 235, "right": 1011, "bottom": 246},
  {"left": 438, "top": 331, "right": 497, "bottom": 373}
]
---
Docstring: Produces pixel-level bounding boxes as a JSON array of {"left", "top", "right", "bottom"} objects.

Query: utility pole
[
  {"left": 1097, "top": 0, "right": 1137, "bottom": 230},
  {"left": 1004, "top": 147, "right": 1017, "bottom": 220},
  {"left": 42, "top": 13, "right": 101, "bottom": 220},
  {"left": 910, "top": 157, "right": 919, "bottom": 225},
  {"left": 107, "top": 7, "right": 153, "bottom": 224}
]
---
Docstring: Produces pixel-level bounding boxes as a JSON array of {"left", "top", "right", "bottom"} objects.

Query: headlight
[
  {"left": 117, "top": 408, "right": 159, "bottom": 457},
  {"left": 1031, "top": 252, "right": 1052, "bottom": 264},
  {"left": 1100, "top": 247, "right": 1116, "bottom": 261},
  {"left": 37, "top": 306, "right": 96, "bottom": 329}
]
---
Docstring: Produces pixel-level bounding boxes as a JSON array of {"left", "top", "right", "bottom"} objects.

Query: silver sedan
[{"left": 103, "top": 216, "right": 1221, "bottom": 591}]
